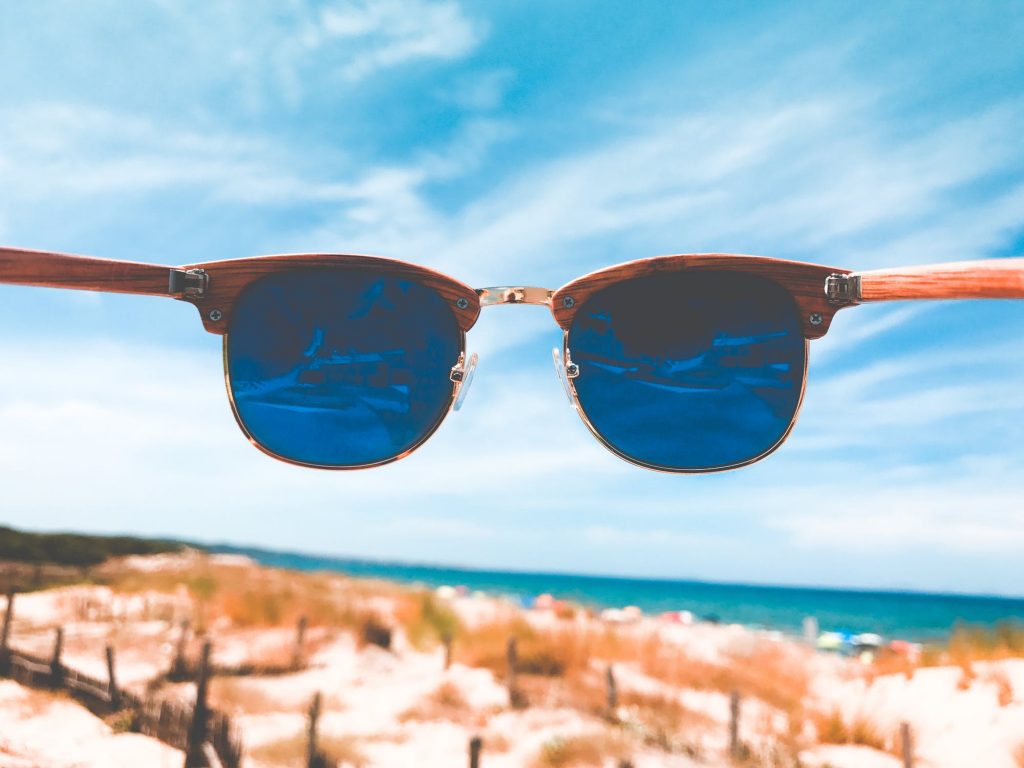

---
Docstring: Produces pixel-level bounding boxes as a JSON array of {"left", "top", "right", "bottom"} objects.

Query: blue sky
[{"left": 1, "top": 1, "right": 1023, "bottom": 595}]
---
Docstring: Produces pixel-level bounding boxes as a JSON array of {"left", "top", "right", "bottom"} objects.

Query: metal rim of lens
[
  {"left": 222, "top": 329, "right": 465, "bottom": 471},
  {"left": 561, "top": 330, "right": 810, "bottom": 474}
]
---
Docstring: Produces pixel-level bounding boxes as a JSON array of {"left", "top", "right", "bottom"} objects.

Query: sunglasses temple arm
[
  {"left": 0, "top": 246, "right": 198, "bottom": 298},
  {"left": 829, "top": 257, "right": 1024, "bottom": 304}
]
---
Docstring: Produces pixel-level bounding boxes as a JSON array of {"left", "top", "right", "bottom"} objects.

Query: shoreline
[
  {"left": 209, "top": 542, "right": 1024, "bottom": 643},
  {"left": 209, "top": 540, "right": 1024, "bottom": 601},
  {"left": 6, "top": 521, "right": 1023, "bottom": 639}
]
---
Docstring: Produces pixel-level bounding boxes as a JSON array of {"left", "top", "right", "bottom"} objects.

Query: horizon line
[{"left": 202, "top": 537, "right": 1024, "bottom": 604}]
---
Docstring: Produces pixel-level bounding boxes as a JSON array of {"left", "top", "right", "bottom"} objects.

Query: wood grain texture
[
  {"left": 0, "top": 246, "right": 175, "bottom": 296},
  {"left": 856, "top": 258, "right": 1024, "bottom": 302},
  {"left": 181, "top": 253, "right": 482, "bottom": 334},
  {"left": 549, "top": 254, "right": 848, "bottom": 339}
]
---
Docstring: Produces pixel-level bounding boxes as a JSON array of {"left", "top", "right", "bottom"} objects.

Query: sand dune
[{"left": 0, "top": 555, "right": 1021, "bottom": 767}]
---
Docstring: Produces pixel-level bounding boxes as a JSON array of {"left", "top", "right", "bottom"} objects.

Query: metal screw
[
  {"left": 562, "top": 296, "right": 576, "bottom": 309},
  {"left": 456, "top": 297, "right": 470, "bottom": 310},
  {"left": 209, "top": 309, "right": 223, "bottom": 322},
  {"left": 809, "top": 312, "right": 823, "bottom": 326}
]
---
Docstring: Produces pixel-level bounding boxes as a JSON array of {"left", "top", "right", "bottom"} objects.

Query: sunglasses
[{"left": 2, "top": 246, "right": 1021, "bottom": 472}]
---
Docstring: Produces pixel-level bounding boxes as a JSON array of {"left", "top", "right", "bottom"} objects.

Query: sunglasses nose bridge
[{"left": 476, "top": 286, "right": 553, "bottom": 307}]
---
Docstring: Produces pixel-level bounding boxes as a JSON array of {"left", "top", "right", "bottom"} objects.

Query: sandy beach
[{"left": 0, "top": 552, "right": 1022, "bottom": 768}]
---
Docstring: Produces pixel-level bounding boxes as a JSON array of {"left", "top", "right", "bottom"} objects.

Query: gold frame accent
[
  {"left": 220, "top": 333, "right": 467, "bottom": 471},
  {"left": 559, "top": 332, "right": 810, "bottom": 474},
  {"left": 477, "top": 286, "right": 554, "bottom": 307}
]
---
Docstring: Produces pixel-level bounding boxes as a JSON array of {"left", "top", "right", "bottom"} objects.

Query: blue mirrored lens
[
  {"left": 567, "top": 271, "right": 805, "bottom": 470},
  {"left": 226, "top": 269, "right": 461, "bottom": 467}
]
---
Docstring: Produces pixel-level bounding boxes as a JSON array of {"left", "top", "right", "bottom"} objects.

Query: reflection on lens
[
  {"left": 226, "top": 269, "right": 461, "bottom": 467},
  {"left": 567, "top": 271, "right": 806, "bottom": 470}
]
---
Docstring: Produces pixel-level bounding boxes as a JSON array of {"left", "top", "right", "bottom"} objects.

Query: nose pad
[
  {"left": 451, "top": 352, "right": 478, "bottom": 411},
  {"left": 551, "top": 347, "right": 576, "bottom": 406}
]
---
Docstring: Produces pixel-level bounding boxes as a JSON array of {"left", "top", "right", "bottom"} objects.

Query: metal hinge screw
[
  {"left": 456, "top": 297, "right": 470, "bottom": 310},
  {"left": 809, "top": 313, "right": 823, "bottom": 326},
  {"left": 209, "top": 309, "right": 223, "bottom": 322},
  {"left": 168, "top": 268, "right": 209, "bottom": 298},
  {"left": 562, "top": 296, "right": 575, "bottom": 309},
  {"left": 824, "top": 273, "right": 861, "bottom": 304}
]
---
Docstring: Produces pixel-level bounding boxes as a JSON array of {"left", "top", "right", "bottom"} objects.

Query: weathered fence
[
  {"left": 0, "top": 591, "right": 243, "bottom": 768},
  {"left": 169, "top": 615, "right": 311, "bottom": 681},
  {"left": 2, "top": 589, "right": 922, "bottom": 768}
]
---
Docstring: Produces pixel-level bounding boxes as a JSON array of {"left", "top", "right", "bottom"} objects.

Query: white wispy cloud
[
  {"left": 811, "top": 304, "right": 934, "bottom": 362},
  {"left": 110, "top": 0, "right": 484, "bottom": 108},
  {"left": 0, "top": 104, "right": 279, "bottom": 200},
  {"left": 0, "top": 101, "right": 514, "bottom": 232},
  {"left": 4, "top": 89, "right": 1021, "bottom": 284},
  {"left": 0, "top": 338, "right": 607, "bottom": 510},
  {"left": 299, "top": 95, "right": 1024, "bottom": 284},
  {"left": 317, "top": 0, "right": 484, "bottom": 81},
  {"left": 582, "top": 525, "right": 726, "bottom": 552},
  {"left": 441, "top": 69, "right": 516, "bottom": 111},
  {"left": 766, "top": 483, "right": 1024, "bottom": 555}
]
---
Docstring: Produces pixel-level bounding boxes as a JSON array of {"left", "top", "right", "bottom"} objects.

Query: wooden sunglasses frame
[{"left": 1, "top": 245, "right": 1022, "bottom": 471}]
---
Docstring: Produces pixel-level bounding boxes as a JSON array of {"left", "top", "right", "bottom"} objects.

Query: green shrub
[{"left": 0, "top": 525, "right": 185, "bottom": 567}]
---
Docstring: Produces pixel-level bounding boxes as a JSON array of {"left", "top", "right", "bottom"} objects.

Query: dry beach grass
[{"left": 1, "top": 551, "right": 1023, "bottom": 768}]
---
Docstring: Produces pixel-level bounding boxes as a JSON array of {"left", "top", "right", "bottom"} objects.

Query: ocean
[{"left": 213, "top": 545, "right": 1024, "bottom": 642}]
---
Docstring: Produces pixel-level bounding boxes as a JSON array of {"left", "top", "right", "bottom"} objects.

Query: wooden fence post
[
  {"left": 158, "top": 699, "right": 173, "bottom": 741},
  {"left": 469, "top": 734, "right": 482, "bottom": 768},
  {"left": 900, "top": 721, "right": 914, "bottom": 768},
  {"left": 442, "top": 632, "right": 453, "bottom": 670},
  {"left": 506, "top": 637, "right": 520, "bottom": 708},
  {"left": 105, "top": 644, "right": 121, "bottom": 710},
  {"left": 171, "top": 620, "right": 189, "bottom": 680},
  {"left": 306, "top": 691, "right": 321, "bottom": 768},
  {"left": 215, "top": 715, "right": 226, "bottom": 749},
  {"left": 0, "top": 589, "right": 13, "bottom": 675},
  {"left": 729, "top": 690, "right": 741, "bottom": 759},
  {"left": 292, "top": 616, "right": 308, "bottom": 670},
  {"left": 216, "top": 716, "right": 235, "bottom": 768},
  {"left": 50, "top": 627, "right": 64, "bottom": 688},
  {"left": 184, "top": 640, "right": 212, "bottom": 768},
  {"left": 606, "top": 664, "right": 618, "bottom": 720}
]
